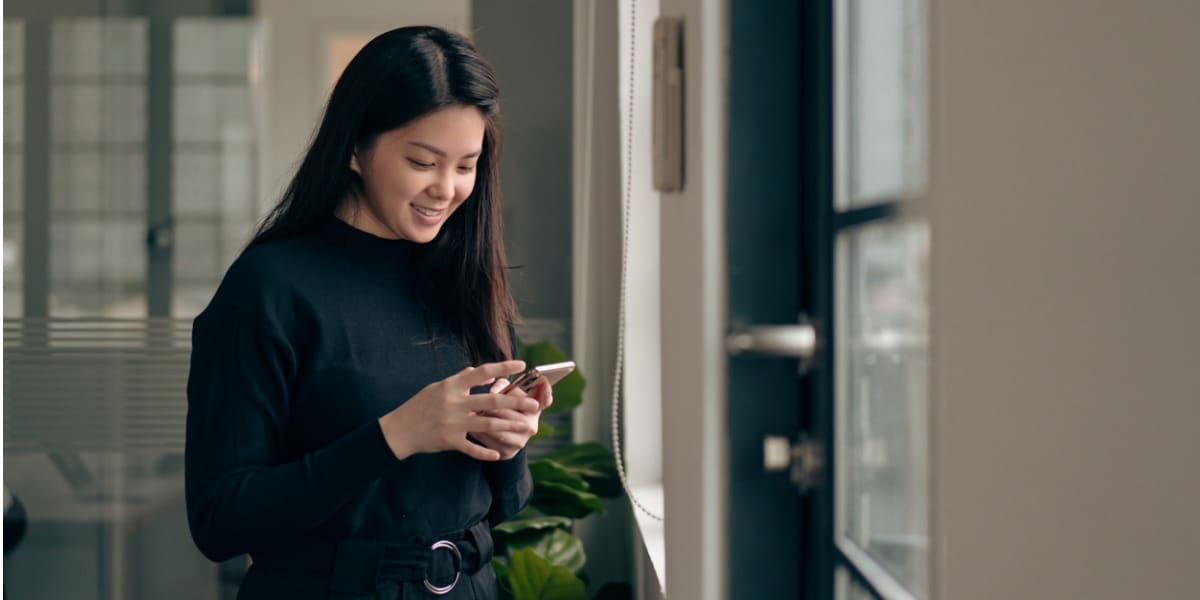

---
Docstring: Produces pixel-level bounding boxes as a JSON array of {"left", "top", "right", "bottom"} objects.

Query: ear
[{"left": 349, "top": 151, "right": 362, "bottom": 176}]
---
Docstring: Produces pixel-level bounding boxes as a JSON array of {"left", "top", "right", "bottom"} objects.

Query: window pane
[
  {"left": 4, "top": 83, "right": 23, "bottom": 143},
  {"left": 173, "top": 83, "right": 253, "bottom": 144},
  {"left": 174, "top": 222, "right": 220, "bottom": 282},
  {"left": 4, "top": 222, "right": 23, "bottom": 318},
  {"left": 838, "top": 0, "right": 926, "bottom": 208},
  {"left": 174, "top": 18, "right": 262, "bottom": 77},
  {"left": 4, "top": 154, "right": 23, "bottom": 216},
  {"left": 50, "top": 19, "right": 147, "bottom": 78},
  {"left": 47, "top": 18, "right": 149, "bottom": 319},
  {"left": 4, "top": 20, "right": 24, "bottom": 76},
  {"left": 836, "top": 220, "right": 930, "bottom": 597},
  {"left": 171, "top": 18, "right": 264, "bottom": 319}
]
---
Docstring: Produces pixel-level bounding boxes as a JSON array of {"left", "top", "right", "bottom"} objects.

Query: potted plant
[{"left": 491, "top": 340, "right": 630, "bottom": 600}]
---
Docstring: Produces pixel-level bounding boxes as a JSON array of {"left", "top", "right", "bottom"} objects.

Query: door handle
[{"left": 725, "top": 322, "right": 817, "bottom": 359}]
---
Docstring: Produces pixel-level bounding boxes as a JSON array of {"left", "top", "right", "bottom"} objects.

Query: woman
[{"left": 184, "top": 26, "right": 550, "bottom": 599}]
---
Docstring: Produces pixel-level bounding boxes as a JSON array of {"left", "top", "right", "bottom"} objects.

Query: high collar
[{"left": 318, "top": 213, "right": 421, "bottom": 270}]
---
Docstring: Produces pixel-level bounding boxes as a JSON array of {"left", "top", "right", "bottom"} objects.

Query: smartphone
[{"left": 501, "top": 360, "right": 576, "bottom": 394}]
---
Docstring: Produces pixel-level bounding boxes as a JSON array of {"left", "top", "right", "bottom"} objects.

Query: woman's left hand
[{"left": 471, "top": 377, "right": 554, "bottom": 460}]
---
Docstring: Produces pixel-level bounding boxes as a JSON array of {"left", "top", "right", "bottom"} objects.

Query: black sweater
[{"left": 184, "top": 214, "right": 532, "bottom": 563}]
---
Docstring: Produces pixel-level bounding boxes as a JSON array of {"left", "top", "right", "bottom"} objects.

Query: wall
[
  {"left": 471, "top": 0, "right": 574, "bottom": 324},
  {"left": 929, "top": 1, "right": 1200, "bottom": 598}
]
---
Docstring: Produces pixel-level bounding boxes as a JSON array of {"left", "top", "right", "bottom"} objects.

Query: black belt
[{"left": 251, "top": 520, "right": 493, "bottom": 596}]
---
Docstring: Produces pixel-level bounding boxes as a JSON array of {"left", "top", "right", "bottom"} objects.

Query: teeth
[{"left": 414, "top": 206, "right": 440, "bottom": 217}]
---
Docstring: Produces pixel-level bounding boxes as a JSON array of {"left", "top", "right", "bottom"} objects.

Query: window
[
  {"left": 171, "top": 18, "right": 264, "bottom": 318},
  {"left": 47, "top": 19, "right": 148, "bottom": 317},
  {"left": 4, "top": 20, "right": 25, "bottom": 318},
  {"left": 833, "top": 0, "right": 930, "bottom": 597}
]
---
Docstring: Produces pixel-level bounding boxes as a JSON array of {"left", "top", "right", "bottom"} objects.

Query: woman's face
[{"left": 344, "top": 105, "right": 486, "bottom": 243}]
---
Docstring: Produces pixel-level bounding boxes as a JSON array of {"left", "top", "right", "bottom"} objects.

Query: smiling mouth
[{"left": 413, "top": 205, "right": 444, "bottom": 218}]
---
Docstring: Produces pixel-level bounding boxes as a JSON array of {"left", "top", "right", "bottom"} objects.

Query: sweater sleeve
[
  {"left": 482, "top": 321, "right": 534, "bottom": 525},
  {"left": 184, "top": 253, "right": 399, "bottom": 563}
]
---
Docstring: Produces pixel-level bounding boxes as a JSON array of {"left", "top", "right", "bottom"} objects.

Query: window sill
[{"left": 628, "top": 483, "right": 666, "bottom": 591}]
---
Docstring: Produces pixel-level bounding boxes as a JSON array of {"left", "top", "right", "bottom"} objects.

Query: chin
[{"left": 405, "top": 226, "right": 443, "bottom": 244}]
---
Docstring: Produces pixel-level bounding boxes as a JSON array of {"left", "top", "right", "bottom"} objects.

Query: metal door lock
[{"left": 763, "top": 434, "right": 824, "bottom": 493}]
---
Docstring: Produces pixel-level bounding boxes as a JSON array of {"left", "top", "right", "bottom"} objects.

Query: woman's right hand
[{"left": 378, "top": 360, "right": 540, "bottom": 462}]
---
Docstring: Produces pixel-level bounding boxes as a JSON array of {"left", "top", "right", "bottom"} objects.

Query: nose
[{"left": 428, "top": 172, "right": 454, "bottom": 203}]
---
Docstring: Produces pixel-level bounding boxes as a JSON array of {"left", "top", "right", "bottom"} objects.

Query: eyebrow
[{"left": 408, "top": 142, "right": 481, "bottom": 159}]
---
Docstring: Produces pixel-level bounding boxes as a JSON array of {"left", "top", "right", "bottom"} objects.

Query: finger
[
  {"left": 489, "top": 378, "right": 508, "bottom": 394},
  {"left": 478, "top": 430, "right": 525, "bottom": 451},
  {"left": 456, "top": 437, "right": 501, "bottom": 461},
  {"left": 536, "top": 380, "right": 554, "bottom": 410},
  {"left": 456, "top": 361, "right": 527, "bottom": 389},
  {"left": 467, "top": 415, "right": 534, "bottom": 434},
  {"left": 466, "top": 392, "right": 541, "bottom": 414},
  {"left": 477, "top": 408, "right": 538, "bottom": 432}
]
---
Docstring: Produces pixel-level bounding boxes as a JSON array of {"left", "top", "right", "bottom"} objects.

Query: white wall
[
  {"left": 253, "top": 0, "right": 470, "bottom": 214},
  {"left": 928, "top": 1, "right": 1200, "bottom": 598}
]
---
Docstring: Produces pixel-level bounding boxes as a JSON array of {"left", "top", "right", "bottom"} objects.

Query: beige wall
[{"left": 929, "top": 1, "right": 1200, "bottom": 598}]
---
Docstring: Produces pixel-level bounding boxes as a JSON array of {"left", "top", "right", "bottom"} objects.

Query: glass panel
[
  {"left": 837, "top": 0, "right": 926, "bottom": 208},
  {"left": 171, "top": 19, "right": 264, "bottom": 319},
  {"left": 48, "top": 19, "right": 149, "bottom": 318},
  {"left": 174, "top": 18, "right": 261, "bottom": 77},
  {"left": 4, "top": 153, "right": 24, "bottom": 214},
  {"left": 50, "top": 83, "right": 147, "bottom": 144},
  {"left": 4, "top": 83, "right": 24, "bottom": 143},
  {"left": 172, "top": 83, "right": 252, "bottom": 144},
  {"left": 836, "top": 221, "right": 931, "bottom": 597},
  {"left": 175, "top": 221, "right": 220, "bottom": 281},
  {"left": 4, "top": 20, "right": 25, "bottom": 76},
  {"left": 4, "top": 221, "right": 23, "bottom": 318},
  {"left": 5, "top": 21, "right": 24, "bottom": 319},
  {"left": 50, "top": 19, "right": 147, "bottom": 78},
  {"left": 173, "top": 151, "right": 223, "bottom": 217}
]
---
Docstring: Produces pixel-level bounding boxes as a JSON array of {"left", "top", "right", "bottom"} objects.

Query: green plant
[{"left": 491, "top": 340, "right": 626, "bottom": 600}]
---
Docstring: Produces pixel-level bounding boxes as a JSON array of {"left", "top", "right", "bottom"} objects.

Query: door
[{"left": 726, "top": 0, "right": 930, "bottom": 598}]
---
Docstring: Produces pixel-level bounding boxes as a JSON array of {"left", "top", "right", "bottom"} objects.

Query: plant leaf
[
  {"left": 530, "top": 422, "right": 557, "bottom": 442},
  {"left": 506, "top": 548, "right": 587, "bottom": 600},
  {"left": 493, "top": 557, "right": 515, "bottom": 600},
  {"left": 520, "top": 341, "right": 585, "bottom": 414},
  {"left": 532, "top": 480, "right": 605, "bottom": 519},
  {"left": 539, "top": 443, "right": 621, "bottom": 498},
  {"left": 494, "top": 511, "right": 574, "bottom": 536},
  {"left": 530, "top": 459, "right": 590, "bottom": 491},
  {"left": 504, "top": 528, "right": 587, "bottom": 576}
]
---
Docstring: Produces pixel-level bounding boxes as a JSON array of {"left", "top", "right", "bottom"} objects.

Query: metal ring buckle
[{"left": 423, "top": 540, "right": 463, "bottom": 596}]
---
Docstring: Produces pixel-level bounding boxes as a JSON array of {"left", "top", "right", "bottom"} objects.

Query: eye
[
  {"left": 408, "top": 159, "right": 435, "bottom": 169},
  {"left": 458, "top": 165, "right": 477, "bottom": 173}
]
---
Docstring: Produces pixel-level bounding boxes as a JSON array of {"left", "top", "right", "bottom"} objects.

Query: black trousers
[{"left": 238, "top": 521, "right": 499, "bottom": 600}]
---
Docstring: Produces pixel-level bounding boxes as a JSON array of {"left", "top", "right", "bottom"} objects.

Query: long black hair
[{"left": 251, "top": 25, "right": 517, "bottom": 364}]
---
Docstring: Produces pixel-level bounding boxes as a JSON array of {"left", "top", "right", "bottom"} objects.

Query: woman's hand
[
  {"left": 470, "top": 376, "right": 554, "bottom": 460},
  {"left": 378, "top": 360, "right": 541, "bottom": 462}
]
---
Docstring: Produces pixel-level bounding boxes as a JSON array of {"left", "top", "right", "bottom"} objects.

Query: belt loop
[
  {"left": 329, "top": 540, "right": 385, "bottom": 595},
  {"left": 468, "top": 520, "right": 494, "bottom": 566}
]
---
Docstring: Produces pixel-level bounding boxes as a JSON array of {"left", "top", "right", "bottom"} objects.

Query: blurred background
[
  {"left": 2, "top": 1, "right": 593, "bottom": 598},
  {"left": 4, "top": 0, "right": 1199, "bottom": 599}
]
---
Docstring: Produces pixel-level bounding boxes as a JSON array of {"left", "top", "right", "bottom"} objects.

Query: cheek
[{"left": 454, "top": 176, "right": 477, "bottom": 203}]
